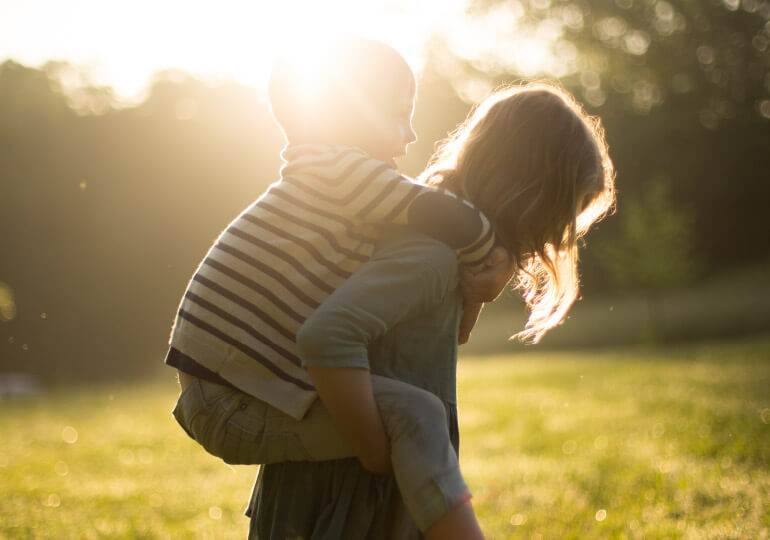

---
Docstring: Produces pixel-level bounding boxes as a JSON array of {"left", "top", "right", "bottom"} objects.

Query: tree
[
  {"left": 442, "top": 0, "right": 770, "bottom": 126},
  {"left": 596, "top": 175, "right": 698, "bottom": 340}
]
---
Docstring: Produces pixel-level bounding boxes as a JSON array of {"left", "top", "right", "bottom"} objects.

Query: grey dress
[{"left": 246, "top": 228, "right": 463, "bottom": 539}]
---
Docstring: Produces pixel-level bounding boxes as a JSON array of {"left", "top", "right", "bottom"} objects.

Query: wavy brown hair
[{"left": 420, "top": 82, "right": 616, "bottom": 343}]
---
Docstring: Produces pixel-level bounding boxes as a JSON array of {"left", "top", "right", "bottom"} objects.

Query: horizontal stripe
[
  {"left": 240, "top": 214, "right": 353, "bottom": 280},
  {"left": 356, "top": 172, "right": 404, "bottom": 220},
  {"left": 458, "top": 223, "right": 494, "bottom": 258},
  {"left": 269, "top": 186, "right": 379, "bottom": 245},
  {"left": 226, "top": 226, "right": 335, "bottom": 294},
  {"left": 203, "top": 253, "right": 319, "bottom": 314},
  {"left": 324, "top": 153, "right": 373, "bottom": 187},
  {"left": 280, "top": 147, "right": 357, "bottom": 177},
  {"left": 282, "top": 160, "right": 393, "bottom": 204},
  {"left": 380, "top": 183, "right": 423, "bottom": 224},
  {"left": 270, "top": 187, "right": 355, "bottom": 228},
  {"left": 184, "top": 292, "right": 300, "bottom": 364},
  {"left": 260, "top": 200, "right": 370, "bottom": 263},
  {"left": 192, "top": 274, "right": 297, "bottom": 342},
  {"left": 178, "top": 308, "right": 314, "bottom": 390}
]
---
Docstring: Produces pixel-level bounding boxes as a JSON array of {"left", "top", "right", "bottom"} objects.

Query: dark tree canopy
[{"left": 440, "top": 0, "right": 770, "bottom": 126}]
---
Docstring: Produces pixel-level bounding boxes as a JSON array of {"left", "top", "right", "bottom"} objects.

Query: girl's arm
[
  {"left": 305, "top": 366, "right": 392, "bottom": 474},
  {"left": 296, "top": 233, "right": 458, "bottom": 474},
  {"left": 458, "top": 246, "right": 516, "bottom": 344}
]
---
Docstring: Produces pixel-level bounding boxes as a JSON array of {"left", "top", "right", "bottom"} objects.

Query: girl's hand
[{"left": 460, "top": 246, "right": 515, "bottom": 304}]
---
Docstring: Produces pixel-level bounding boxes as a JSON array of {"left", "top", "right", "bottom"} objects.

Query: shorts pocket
[
  {"left": 219, "top": 397, "right": 268, "bottom": 465},
  {"left": 224, "top": 399, "right": 312, "bottom": 465},
  {"left": 179, "top": 380, "right": 242, "bottom": 462}
]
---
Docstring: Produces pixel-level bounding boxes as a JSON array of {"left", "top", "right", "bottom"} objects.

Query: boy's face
[{"left": 359, "top": 77, "right": 417, "bottom": 167}]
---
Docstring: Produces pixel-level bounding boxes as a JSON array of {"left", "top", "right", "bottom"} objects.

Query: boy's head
[{"left": 269, "top": 35, "right": 417, "bottom": 164}]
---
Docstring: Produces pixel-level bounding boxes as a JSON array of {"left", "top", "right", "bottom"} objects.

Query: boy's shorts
[{"left": 172, "top": 374, "right": 470, "bottom": 531}]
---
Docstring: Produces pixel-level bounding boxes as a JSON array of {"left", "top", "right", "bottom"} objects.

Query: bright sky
[{"left": 0, "top": 0, "right": 565, "bottom": 101}]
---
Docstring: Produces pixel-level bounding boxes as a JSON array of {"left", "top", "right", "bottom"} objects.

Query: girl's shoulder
[{"left": 374, "top": 227, "right": 458, "bottom": 275}]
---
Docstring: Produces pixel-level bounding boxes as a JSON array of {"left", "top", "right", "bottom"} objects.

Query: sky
[
  {"left": 0, "top": 0, "right": 563, "bottom": 101},
  {"left": 0, "top": 0, "right": 466, "bottom": 98}
]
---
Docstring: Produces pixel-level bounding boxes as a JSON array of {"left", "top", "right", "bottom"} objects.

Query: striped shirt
[{"left": 167, "top": 144, "right": 495, "bottom": 420}]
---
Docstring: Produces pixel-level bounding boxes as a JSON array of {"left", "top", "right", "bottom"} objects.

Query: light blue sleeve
[{"left": 295, "top": 234, "right": 458, "bottom": 369}]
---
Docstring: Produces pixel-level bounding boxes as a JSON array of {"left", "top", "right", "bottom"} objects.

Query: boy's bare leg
[{"left": 425, "top": 500, "right": 485, "bottom": 540}]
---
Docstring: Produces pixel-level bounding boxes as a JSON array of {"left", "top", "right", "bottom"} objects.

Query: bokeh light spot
[
  {"left": 137, "top": 447, "right": 153, "bottom": 465},
  {"left": 596, "top": 509, "right": 607, "bottom": 521},
  {"left": 61, "top": 426, "right": 78, "bottom": 444},
  {"left": 510, "top": 513, "right": 527, "bottom": 526},
  {"left": 43, "top": 494, "right": 61, "bottom": 508},
  {"left": 562, "top": 439, "right": 577, "bottom": 454},
  {"left": 594, "top": 435, "right": 609, "bottom": 450},
  {"left": 585, "top": 88, "right": 607, "bottom": 107},
  {"left": 696, "top": 46, "right": 715, "bottom": 65},
  {"left": 54, "top": 461, "right": 69, "bottom": 476},
  {"left": 209, "top": 506, "right": 223, "bottom": 519},
  {"left": 759, "top": 100, "right": 770, "bottom": 119},
  {"left": 624, "top": 31, "right": 651, "bottom": 55}
]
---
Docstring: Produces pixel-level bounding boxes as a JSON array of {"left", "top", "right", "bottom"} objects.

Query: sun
[{"left": 1, "top": 0, "right": 564, "bottom": 100}]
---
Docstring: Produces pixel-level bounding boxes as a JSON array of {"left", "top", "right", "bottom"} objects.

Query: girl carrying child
[{"left": 168, "top": 35, "right": 615, "bottom": 539}]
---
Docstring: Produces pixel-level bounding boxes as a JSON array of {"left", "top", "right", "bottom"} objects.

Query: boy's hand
[
  {"left": 460, "top": 246, "right": 515, "bottom": 304},
  {"left": 458, "top": 301, "right": 484, "bottom": 345}
]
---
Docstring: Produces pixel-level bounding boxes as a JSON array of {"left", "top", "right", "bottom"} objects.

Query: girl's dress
[{"left": 247, "top": 229, "right": 464, "bottom": 539}]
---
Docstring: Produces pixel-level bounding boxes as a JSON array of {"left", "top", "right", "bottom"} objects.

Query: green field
[{"left": 2, "top": 338, "right": 769, "bottom": 539}]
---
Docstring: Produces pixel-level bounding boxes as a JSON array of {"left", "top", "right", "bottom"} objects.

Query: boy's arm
[
  {"left": 353, "top": 166, "right": 495, "bottom": 271},
  {"left": 287, "top": 149, "right": 495, "bottom": 270}
]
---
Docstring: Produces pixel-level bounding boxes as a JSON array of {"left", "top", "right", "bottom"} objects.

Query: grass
[{"left": 1, "top": 337, "right": 769, "bottom": 539}]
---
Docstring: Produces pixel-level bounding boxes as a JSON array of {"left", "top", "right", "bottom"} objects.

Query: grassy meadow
[{"left": 1, "top": 337, "right": 769, "bottom": 539}]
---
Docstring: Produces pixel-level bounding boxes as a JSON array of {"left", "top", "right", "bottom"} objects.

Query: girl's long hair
[{"left": 419, "top": 82, "right": 616, "bottom": 343}]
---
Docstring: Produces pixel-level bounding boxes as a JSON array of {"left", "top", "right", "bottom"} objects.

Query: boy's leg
[
  {"left": 172, "top": 376, "right": 354, "bottom": 465},
  {"left": 173, "top": 374, "right": 470, "bottom": 531},
  {"left": 367, "top": 375, "right": 472, "bottom": 533}
]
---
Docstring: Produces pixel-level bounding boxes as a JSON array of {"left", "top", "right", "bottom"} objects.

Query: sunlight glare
[{"left": 1, "top": 0, "right": 566, "bottom": 100}]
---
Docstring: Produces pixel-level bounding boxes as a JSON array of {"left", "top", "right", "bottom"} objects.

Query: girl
[
  {"left": 178, "top": 82, "right": 615, "bottom": 540},
  {"left": 249, "top": 81, "right": 616, "bottom": 538}
]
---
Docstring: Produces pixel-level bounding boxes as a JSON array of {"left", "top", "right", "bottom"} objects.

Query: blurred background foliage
[{"left": 1, "top": 0, "right": 769, "bottom": 382}]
